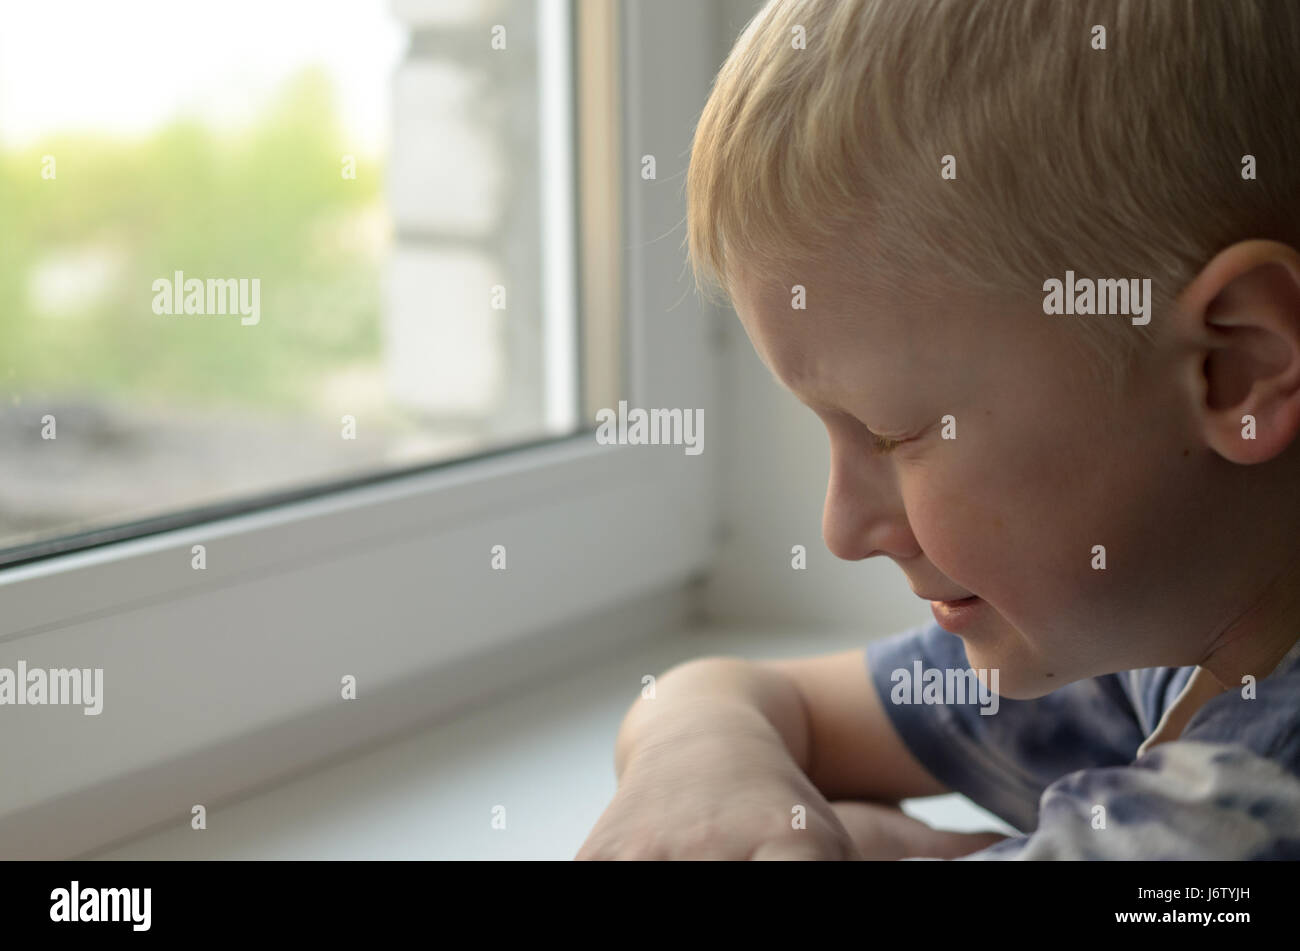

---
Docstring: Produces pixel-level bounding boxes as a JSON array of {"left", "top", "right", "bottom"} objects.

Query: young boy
[{"left": 577, "top": 0, "right": 1300, "bottom": 859}]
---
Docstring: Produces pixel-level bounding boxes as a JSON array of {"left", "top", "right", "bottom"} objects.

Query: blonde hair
[{"left": 686, "top": 0, "right": 1300, "bottom": 378}]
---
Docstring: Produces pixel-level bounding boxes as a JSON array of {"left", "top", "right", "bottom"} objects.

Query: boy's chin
[
  {"left": 961, "top": 639, "right": 1070, "bottom": 701},
  {"left": 988, "top": 672, "right": 1066, "bottom": 701}
]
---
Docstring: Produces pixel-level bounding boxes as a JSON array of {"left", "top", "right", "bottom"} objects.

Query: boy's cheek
[
  {"left": 905, "top": 477, "right": 1015, "bottom": 590},
  {"left": 908, "top": 464, "right": 1083, "bottom": 610}
]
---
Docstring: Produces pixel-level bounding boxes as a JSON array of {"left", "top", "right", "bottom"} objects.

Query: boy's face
[{"left": 730, "top": 257, "right": 1237, "bottom": 699}]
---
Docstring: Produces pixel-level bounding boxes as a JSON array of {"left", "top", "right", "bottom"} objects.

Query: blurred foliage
[{"left": 0, "top": 68, "right": 387, "bottom": 411}]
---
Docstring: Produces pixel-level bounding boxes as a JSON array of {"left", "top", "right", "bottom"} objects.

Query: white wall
[{"left": 701, "top": 0, "right": 930, "bottom": 636}]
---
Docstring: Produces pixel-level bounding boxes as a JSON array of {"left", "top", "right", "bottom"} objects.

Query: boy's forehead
[
  {"left": 730, "top": 250, "right": 924, "bottom": 339},
  {"left": 730, "top": 264, "right": 903, "bottom": 391},
  {"left": 731, "top": 278, "right": 831, "bottom": 390}
]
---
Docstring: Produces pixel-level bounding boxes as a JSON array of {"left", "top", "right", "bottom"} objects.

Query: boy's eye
[{"left": 870, "top": 432, "right": 901, "bottom": 454}]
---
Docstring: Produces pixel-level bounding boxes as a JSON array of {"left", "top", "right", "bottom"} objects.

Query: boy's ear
[{"left": 1174, "top": 239, "right": 1300, "bottom": 464}]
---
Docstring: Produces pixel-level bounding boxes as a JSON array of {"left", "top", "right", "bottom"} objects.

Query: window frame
[{"left": 0, "top": 0, "right": 721, "bottom": 857}]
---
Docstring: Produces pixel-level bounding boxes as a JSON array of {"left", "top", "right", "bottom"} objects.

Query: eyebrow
[
  {"left": 758, "top": 353, "right": 873, "bottom": 427},
  {"left": 780, "top": 379, "right": 902, "bottom": 442},
  {"left": 785, "top": 383, "right": 872, "bottom": 431},
  {"left": 783, "top": 380, "right": 844, "bottom": 418}
]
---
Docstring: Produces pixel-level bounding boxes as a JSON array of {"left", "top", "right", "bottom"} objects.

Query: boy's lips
[
  {"left": 913, "top": 589, "right": 976, "bottom": 604},
  {"left": 928, "top": 595, "right": 984, "bottom": 631}
]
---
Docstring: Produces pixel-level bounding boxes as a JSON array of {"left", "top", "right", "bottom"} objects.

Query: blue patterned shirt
[{"left": 865, "top": 622, "right": 1300, "bottom": 859}]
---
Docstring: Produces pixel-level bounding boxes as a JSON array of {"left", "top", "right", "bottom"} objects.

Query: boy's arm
[
  {"left": 615, "top": 649, "right": 944, "bottom": 801},
  {"left": 614, "top": 649, "right": 1000, "bottom": 857},
  {"left": 756, "top": 650, "right": 1009, "bottom": 857},
  {"left": 753, "top": 649, "right": 951, "bottom": 802}
]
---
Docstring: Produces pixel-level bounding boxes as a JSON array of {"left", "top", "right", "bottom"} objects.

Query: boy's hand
[
  {"left": 829, "top": 799, "right": 1013, "bottom": 859},
  {"left": 576, "top": 707, "right": 861, "bottom": 860}
]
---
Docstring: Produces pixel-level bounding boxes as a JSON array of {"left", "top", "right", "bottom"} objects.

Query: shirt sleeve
[{"left": 865, "top": 622, "right": 1147, "bottom": 834}]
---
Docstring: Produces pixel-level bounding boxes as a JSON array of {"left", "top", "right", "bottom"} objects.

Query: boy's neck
[
  {"left": 1137, "top": 553, "right": 1300, "bottom": 757},
  {"left": 1198, "top": 546, "right": 1300, "bottom": 691}
]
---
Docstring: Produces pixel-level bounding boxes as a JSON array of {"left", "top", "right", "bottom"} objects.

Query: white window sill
[{"left": 88, "top": 622, "right": 1015, "bottom": 860}]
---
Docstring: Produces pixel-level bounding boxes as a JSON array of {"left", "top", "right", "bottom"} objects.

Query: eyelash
[{"left": 869, "top": 433, "right": 901, "bottom": 455}]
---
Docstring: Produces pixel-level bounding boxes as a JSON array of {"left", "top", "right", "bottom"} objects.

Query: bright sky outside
[{"left": 0, "top": 0, "right": 407, "bottom": 152}]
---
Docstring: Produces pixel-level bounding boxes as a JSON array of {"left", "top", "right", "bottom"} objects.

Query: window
[
  {"left": 0, "top": 0, "right": 716, "bottom": 859},
  {"left": 0, "top": 0, "right": 610, "bottom": 564}
]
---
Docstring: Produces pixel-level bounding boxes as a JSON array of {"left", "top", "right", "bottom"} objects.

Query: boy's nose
[{"left": 821, "top": 446, "right": 919, "bottom": 563}]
